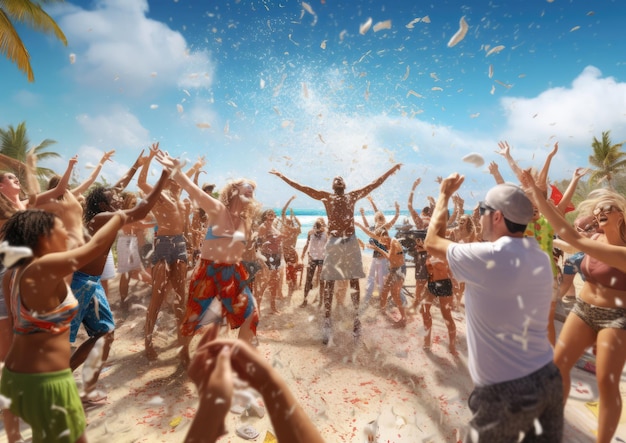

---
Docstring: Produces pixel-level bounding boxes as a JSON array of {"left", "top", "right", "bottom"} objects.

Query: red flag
[{"left": 549, "top": 184, "right": 575, "bottom": 213}]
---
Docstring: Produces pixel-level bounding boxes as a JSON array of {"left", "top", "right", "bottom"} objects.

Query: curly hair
[
  {"left": 84, "top": 186, "right": 110, "bottom": 223},
  {"left": 0, "top": 209, "right": 57, "bottom": 266},
  {"left": 577, "top": 188, "right": 626, "bottom": 242}
]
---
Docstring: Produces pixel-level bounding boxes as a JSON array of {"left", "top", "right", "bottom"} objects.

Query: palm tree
[
  {"left": 0, "top": 0, "right": 67, "bottom": 82},
  {"left": 588, "top": 130, "right": 626, "bottom": 189},
  {"left": 0, "top": 121, "right": 61, "bottom": 191}
]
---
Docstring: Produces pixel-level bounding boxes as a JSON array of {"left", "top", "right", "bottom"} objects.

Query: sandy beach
[{"left": 2, "top": 253, "right": 625, "bottom": 443}]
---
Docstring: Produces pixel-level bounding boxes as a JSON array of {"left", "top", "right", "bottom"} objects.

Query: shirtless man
[
  {"left": 138, "top": 143, "right": 199, "bottom": 363},
  {"left": 270, "top": 164, "right": 402, "bottom": 344}
]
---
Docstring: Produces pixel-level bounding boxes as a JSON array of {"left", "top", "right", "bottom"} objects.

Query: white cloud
[
  {"left": 500, "top": 66, "right": 626, "bottom": 155},
  {"left": 76, "top": 107, "right": 150, "bottom": 149},
  {"left": 58, "top": 0, "right": 214, "bottom": 94}
]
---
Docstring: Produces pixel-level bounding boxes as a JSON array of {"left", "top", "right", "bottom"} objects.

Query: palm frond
[
  {"left": 1, "top": 0, "right": 67, "bottom": 46},
  {"left": 0, "top": 8, "right": 34, "bottom": 81}
]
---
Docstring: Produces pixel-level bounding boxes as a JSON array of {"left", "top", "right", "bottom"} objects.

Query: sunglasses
[
  {"left": 593, "top": 204, "right": 619, "bottom": 216},
  {"left": 478, "top": 201, "right": 495, "bottom": 216}
]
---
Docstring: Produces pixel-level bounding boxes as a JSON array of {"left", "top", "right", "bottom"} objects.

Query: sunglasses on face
[
  {"left": 593, "top": 204, "right": 619, "bottom": 216},
  {"left": 478, "top": 201, "right": 495, "bottom": 216}
]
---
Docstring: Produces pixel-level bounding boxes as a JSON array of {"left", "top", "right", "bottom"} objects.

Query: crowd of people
[{"left": 0, "top": 140, "right": 623, "bottom": 442}]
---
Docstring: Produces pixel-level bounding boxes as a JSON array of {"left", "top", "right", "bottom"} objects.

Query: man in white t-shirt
[{"left": 425, "top": 175, "right": 563, "bottom": 442}]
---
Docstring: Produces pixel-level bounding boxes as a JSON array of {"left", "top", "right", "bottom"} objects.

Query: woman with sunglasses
[
  {"left": 522, "top": 171, "right": 626, "bottom": 443},
  {"left": 154, "top": 150, "right": 260, "bottom": 362}
]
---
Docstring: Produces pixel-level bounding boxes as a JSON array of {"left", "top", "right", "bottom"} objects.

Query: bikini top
[
  {"left": 10, "top": 270, "right": 80, "bottom": 335},
  {"left": 205, "top": 225, "right": 246, "bottom": 244},
  {"left": 581, "top": 253, "right": 626, "bottom": 291}
]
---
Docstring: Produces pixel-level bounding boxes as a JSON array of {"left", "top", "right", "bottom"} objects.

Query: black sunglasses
[{"left": 478, "top": 201, "right": 495, "bottom": 216}]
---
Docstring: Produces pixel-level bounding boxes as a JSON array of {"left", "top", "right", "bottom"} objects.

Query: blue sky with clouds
[{"left": 1, "top": 0, "right": 625, "bottom": 210}]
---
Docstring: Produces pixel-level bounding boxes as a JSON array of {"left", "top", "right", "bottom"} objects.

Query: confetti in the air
[
  {"left": 176, "top": 104, "right": 183, "bottom": 113},
  {"left": 359, "top": 17, "right": 373, "bottom": 35},
  {"left": 486, "top": 45, "right": 505, "bottom": 57},
  {"left": 447, "top": 16, "right": 469, "bottom": 48},
  {"left": 462, "top": 153, "right": 485, "bottom": 167},
  {"left": 69, "top": 53, "right": 76, "bottom": 64},
  {"left": 196, "top": 123, "right": 211, "bottom": 129},
  {"left": 373, "top": 20, "right": 392, "bottom": 32},
  {"left": 150, "top": 104, "right": 158, "bottom": 109}
]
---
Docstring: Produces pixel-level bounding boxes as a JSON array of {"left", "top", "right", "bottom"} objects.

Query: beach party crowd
[{"left": 0, "top": 140, "right": 624, "bottom": 443}]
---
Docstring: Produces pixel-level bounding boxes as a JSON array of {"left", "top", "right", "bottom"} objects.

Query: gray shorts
[
  {"left": 465, "top": 362, "right": 563, "bottom": 442},
  {"left": 572, "top": 298, "right": 626, "bottom": 332}
]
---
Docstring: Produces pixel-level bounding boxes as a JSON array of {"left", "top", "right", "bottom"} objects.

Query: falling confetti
[
  {"left": 406, "top": 18, "right": 421, "bottom": 29},
  {"left": 359, "top": 17, "right": 373, "bottom": 35},
  {"left": 447, "top": 16, "right": 469, "bottom": 48},
  {"left": 150, "top": 104, "right": 158, "bottom": 109},
  {"left": 176, "top": 104, "right": 183, "bottom": 113},
  {"left": 196, "top": 123, "right": 211, "bottom": 129},
  {"left": 488, "top": 64, "right": 494, "bottom": 78},
  {"left": 462, "top": 153, "right": 485, "bottom": 167},
  {"left": 402, "top": 65, "right": 410, "bottom": 81},
  {"left": 570, "top": 25, "right": 581, "bottom": 32},
  {"left": 407, "top": 90, "right": 423, "bottom": 98},
  {"left": 373, "top": 20, "right": 392, "bottom": 32},
  {"left": 69, "top": 53, "right": 76, "bottom": 64},
  {"left": 320, "top": 40, "right": 327, "bottom": 49},
  {"left": 486, "top": 45, "right": 505, "bottom": 56}
]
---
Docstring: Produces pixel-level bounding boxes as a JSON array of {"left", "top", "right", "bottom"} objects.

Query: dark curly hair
[
  {"left": 84, "top": 186, "right": 111, "bottom": 223},
  {"left": 0, "top": 209, "right": 57, "bottom": 267}
]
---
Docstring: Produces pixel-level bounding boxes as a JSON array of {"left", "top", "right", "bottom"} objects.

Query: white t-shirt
[{"left": 447, "top": 236, "right": 554, "bottom": 387}]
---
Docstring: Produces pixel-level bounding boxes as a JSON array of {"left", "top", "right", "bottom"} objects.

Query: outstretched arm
[
  {"left": 488, "top": 161, "right": 505, "bottom": 185},
  {"left": 72, "top": 150, "right": 115, "bottom": 196},
  {"left": 537, "top": 142, "right": 558, "bottom": 193},
  {"left": 30, "top": 156, "right": 77, "bottom": 206},
  {"left": 383, "top": 201, "right": 401, "bottom": 230},
  {"left": 496, "top": 141, "right": 524, "bottom": 183},
  {"left": 425, "top": 173, "right": 465, "bottom": 260},
  {"left": 269, "top": 170, "right": 327, "bottom": 201},
  {"left": 281, "top": 195, "right": 296, "bottom": 223},
  {"left": 521, "top": 169, "right": 626, "bottom": 273},
  {"left": 112, "top": 149, "right": 145, "bottom": 194},
  {"left": 408, "top": 178, "right": 425, "bottom": 228},
  {"left": 351, "top": 164, "right": 402, "bottom": 200},
  {"left": 556, "top": 167, "right": 589, "bottom": 214},
  {"left": 137, "top": 144, "right": 157, "bottom": 194}
]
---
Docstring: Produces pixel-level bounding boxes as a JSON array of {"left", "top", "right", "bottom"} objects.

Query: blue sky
[{"left": 1, "top": 0, "right": 625, "bottom": 211}]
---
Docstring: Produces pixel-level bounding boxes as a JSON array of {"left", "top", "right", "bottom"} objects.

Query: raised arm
[
  {"left": 72, "top": 150, "right": 115, "bottom": 196},
  {"left": 137, "top": 144, "right": 157, "bottom": 194},
  {"left": 496, "top": 141, "right": 524, "bottom": 183},
  {"left": 281, "top": 195, "right": 296, "bottom": 223},
  {"left": 351, "top": 163, "right": 402, "bottom": 200},
  {"left": 155, "top": 151, "right": 222, "bottom": 215},
  {"left": 383, "top": 201, "right": 401, "bottom": 231},
  {"left": 536, "top": 142, "right": 558, "bottom": 193},
  {"left": 30, "top": 156, "right": 77, "bottom": 206},
  {"left": 521, "top": 169, "right": 626, "bottom": 273},
  {"left": 425, "top": 173, "right": 465, "bottom": 260},
  {"left": 408, "top": 178, "right": 424, "bottom": 228},
  {"left": 269, "top": 170, "right": 327, "bottom": 201},
  {"left": 556, "top": 167, "right": 589, "bottom": 214},
  {"left": 112, "top": 149, "right": 145, "bottom": 194},
  {"left": 488, "top": 160, "right": 505, "bottom": 185}
]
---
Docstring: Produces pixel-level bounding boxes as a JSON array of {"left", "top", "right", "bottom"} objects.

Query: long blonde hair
[{"left": 577, "top": 188, "right": 626, "bottom": 243}]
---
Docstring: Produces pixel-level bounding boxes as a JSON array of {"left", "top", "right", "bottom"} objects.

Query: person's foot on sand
[
  {"left": 299, "top": 298, "right": 307, "bottom": 308},
  {"left": 322, "top": 318, "right": 332, "bottom": 345},
  {"left": 390, "top": 317, "right": 407, "bottom": 328}
]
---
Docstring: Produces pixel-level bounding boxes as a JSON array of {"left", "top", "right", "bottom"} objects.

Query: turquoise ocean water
[{"left": 279, "top": 209, "right": 414, "bottom": 254}]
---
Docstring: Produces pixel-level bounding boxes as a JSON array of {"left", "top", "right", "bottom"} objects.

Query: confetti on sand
[{"left": 447, "top": 16, "right": 468, "bottom": 47}]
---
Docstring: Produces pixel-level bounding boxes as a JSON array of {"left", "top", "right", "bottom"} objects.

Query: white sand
[{"left": 2, "top": 254, "right": 624, "bottom": 442}]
